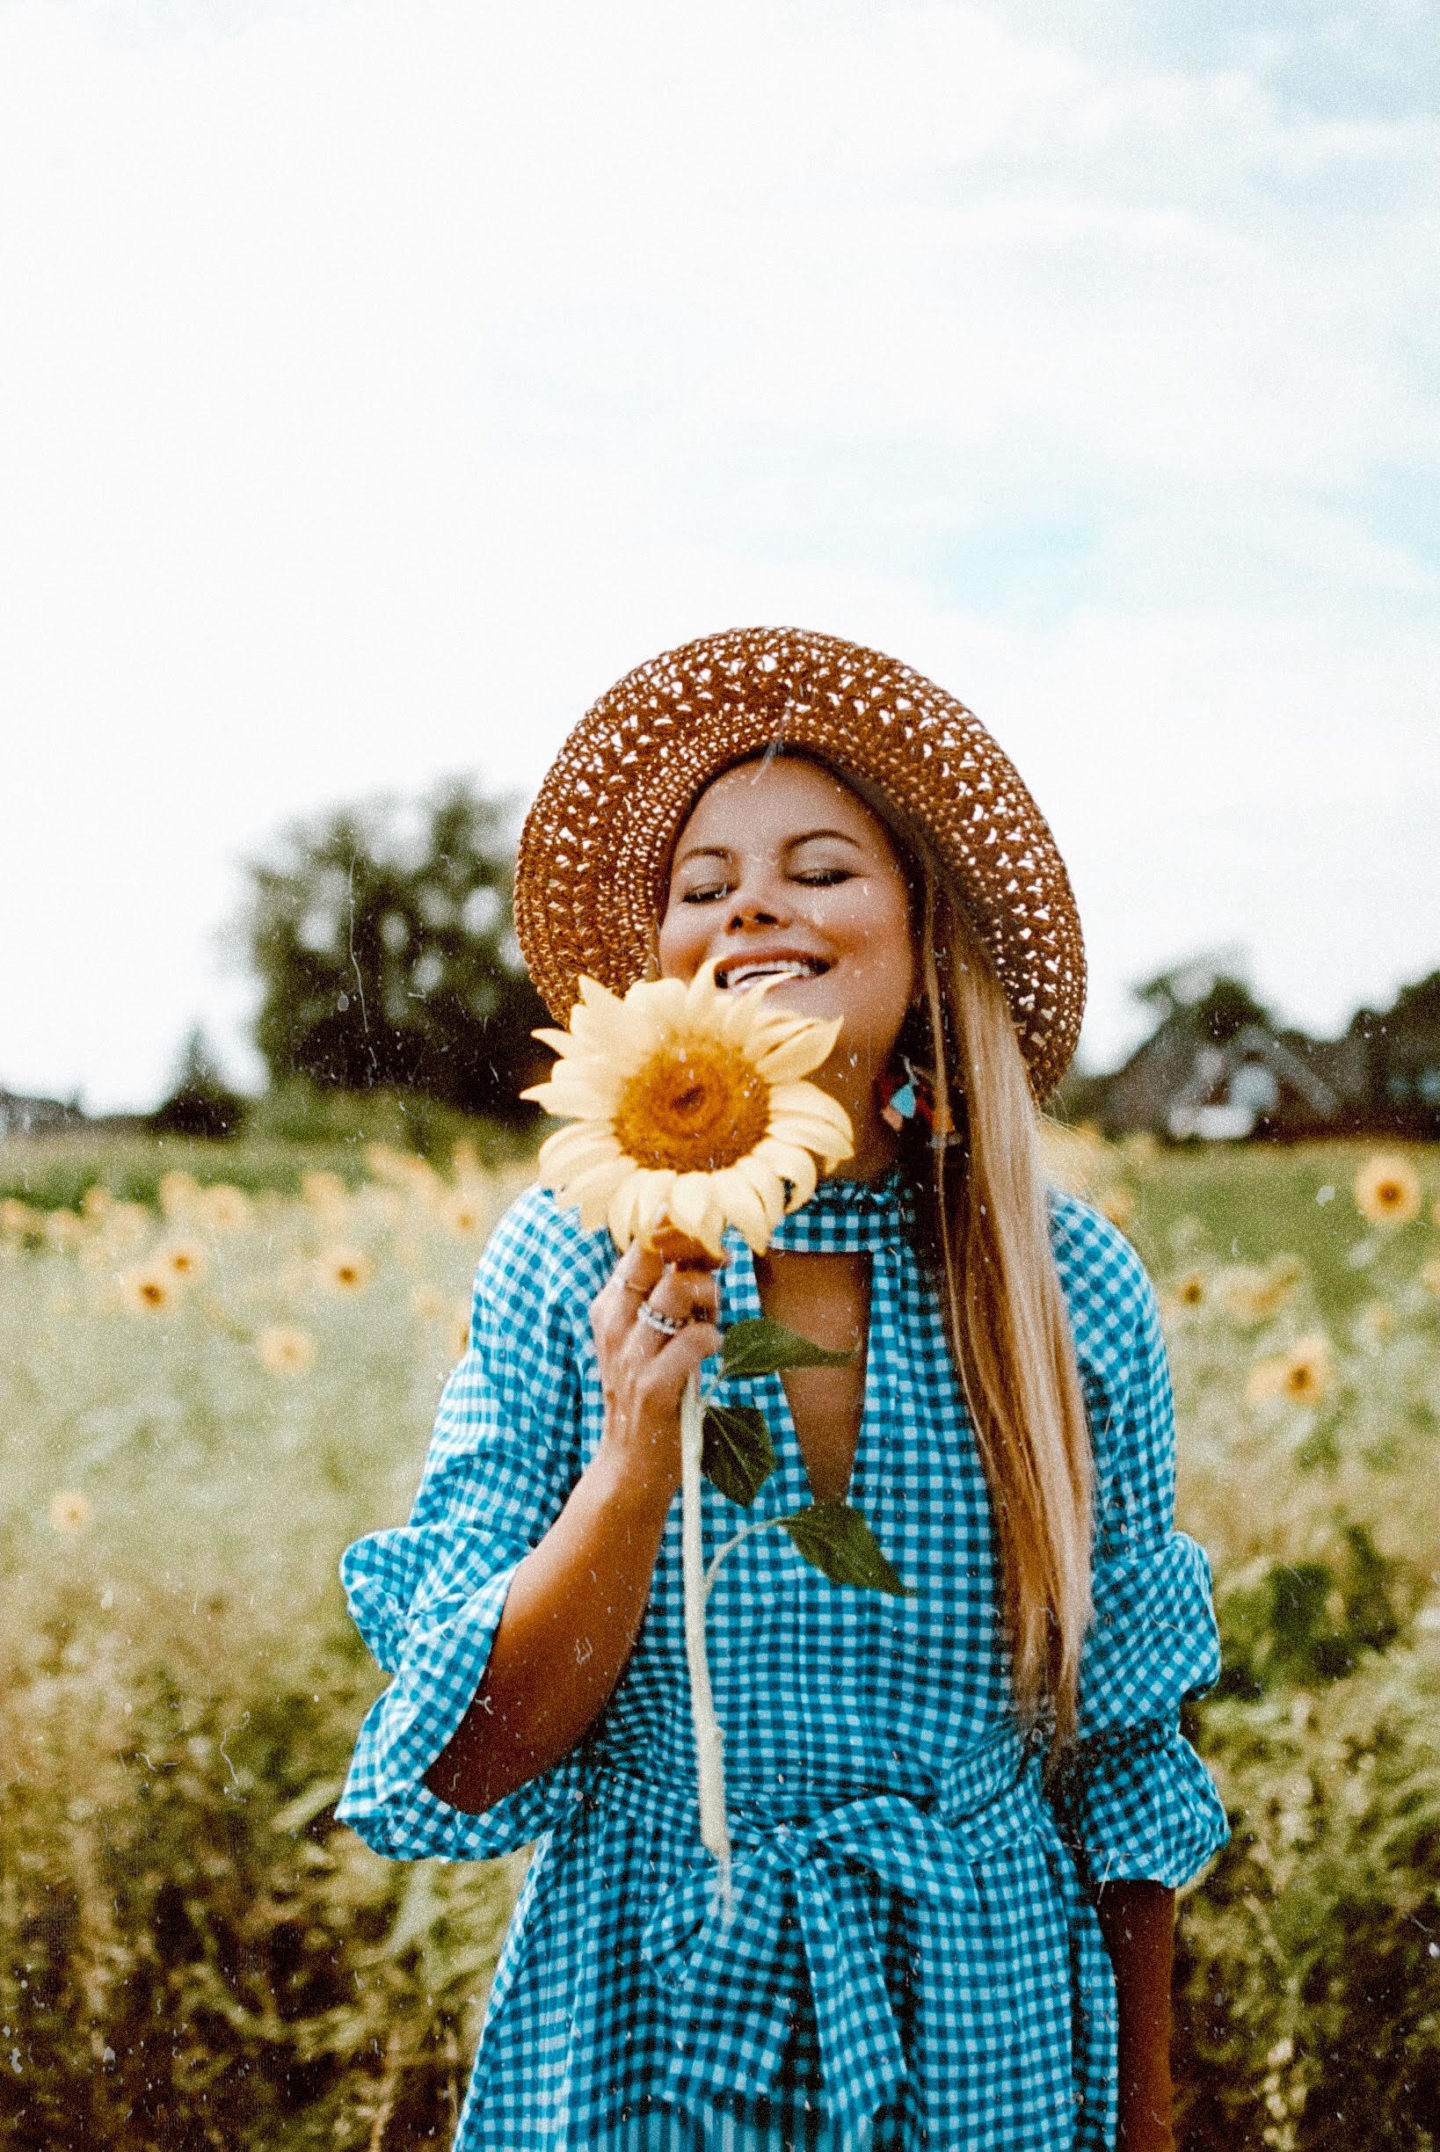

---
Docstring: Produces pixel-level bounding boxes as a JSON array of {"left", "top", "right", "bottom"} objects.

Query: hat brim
[{"left": 514, "top": 626, "right": 1085, "bottom": 1103}]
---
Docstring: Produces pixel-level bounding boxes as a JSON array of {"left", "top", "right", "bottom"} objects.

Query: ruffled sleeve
[
  {"left": 335, "top": 1186, "right": 603, "bottom": 1862},
  {"left": 1046, "top": 1197, "right": 1230, "bottom": 1891}
]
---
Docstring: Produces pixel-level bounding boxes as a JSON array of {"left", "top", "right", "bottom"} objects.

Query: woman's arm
[
  {"left": 1094, "top": 1880, "right": 1177, "bottom": 2152},
  {"left": 422, "top": 1241, "right": 718, "bottom": 1815}
]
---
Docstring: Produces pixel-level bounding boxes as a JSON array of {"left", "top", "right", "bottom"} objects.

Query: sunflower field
[{"left": 2, "top": 1131, "right": 1438, "bottom": 2150}]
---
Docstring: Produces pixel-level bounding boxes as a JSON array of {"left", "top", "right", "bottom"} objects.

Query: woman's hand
[
  {"left": 423, "top": 1239, "right": 721, "bottom": 1816},
  {"left": 589, "top": 1240, "right": 722, "bottom": 1498}
]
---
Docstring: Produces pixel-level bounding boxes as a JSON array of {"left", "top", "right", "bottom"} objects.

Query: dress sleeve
[
  {"left": 1047, "top": 1208, "right": 1230, "bottom": 1891},
  {"left": 335, "top": 1188, "right": 598, "bottom": 1862}
]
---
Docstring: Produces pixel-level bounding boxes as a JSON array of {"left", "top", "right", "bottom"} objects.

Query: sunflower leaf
[
  {"left": 778, "top": 1502, "right": 911, "bottom": 1595},
  {"left": 700, "top": 1405, "right": 777, "bottom": 1509},
  {"left": 720, "top": 1317, "right": 856, "bottom": 1377}
]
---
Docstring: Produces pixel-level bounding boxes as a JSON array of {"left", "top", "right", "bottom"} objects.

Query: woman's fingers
[{"left": 642, "top": 1263, "right": 718, "bottom": 1332}]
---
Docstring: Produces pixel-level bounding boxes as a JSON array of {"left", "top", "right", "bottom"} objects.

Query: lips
[{"left": 716, "top": 955, "right": 830, "bottom": 992}]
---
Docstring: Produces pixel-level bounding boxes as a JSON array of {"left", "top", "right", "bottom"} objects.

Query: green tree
[
  {"left": 1134, "top": 956, "right": 1272, "bottom": 1045},
  {"left": 149, "top": 1026, "right": 248, "bottom": 1139},
  {"left": 240, "top": 780, "right": 547, "bottom": 1122}
]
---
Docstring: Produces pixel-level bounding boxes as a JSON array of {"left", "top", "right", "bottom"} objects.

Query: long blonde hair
[
  {"left": 657, "top": 749, "right": 1095, "bottom": 1740},
  {"left": 906, "top": 860, "right": 1094, "bottom": 1746}
]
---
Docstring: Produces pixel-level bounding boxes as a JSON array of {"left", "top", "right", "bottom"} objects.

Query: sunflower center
[{"left": 612, "top": 1039, "right": 772, "bottom": 1172}]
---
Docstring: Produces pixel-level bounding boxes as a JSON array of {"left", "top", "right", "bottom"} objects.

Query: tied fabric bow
[{"left": 642, "top": 1791, "right": 990, "bottom": 2140}]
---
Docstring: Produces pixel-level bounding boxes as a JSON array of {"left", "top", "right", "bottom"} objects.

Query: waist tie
[{"left": 598, "top": 1746, "right": 1048, "bottom": 2140}]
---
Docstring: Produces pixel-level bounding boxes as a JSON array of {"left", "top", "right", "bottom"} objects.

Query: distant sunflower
[
  {"left": 1421, "top": 1257, "right": 1440, "bottom": 1299},
  {"left": 1246, "top": 1331, "right": 1332, "bottom": 1408},
  {"left": 199, "top": 1183, "right": 251, "bottom": 1232},
  {"left": 257, "top": 1325, "right": 316, "bottom": 1375},
  {"left": 1353, "top": 1154, "right": 1422, "bottom": 1228},
  {"left": 1221, "top": 1257, "right": 1304, "bottom": 1326},
  {"left": 437, "top": 1187, "right": 487, "bottom": 1237},
  {"left": 316, "top": 1246, "right": 374, "bottom": 1294},
  {"left": 48, "top": 1489, "right": 92, "bottom": 1533},
  {"left": 161, "top": 1239, "right": 208, "bottom": 1282},
  {"left": 1174, "top": 1270, "right": 1207, "bottom": 1309},
  {"left": 523, "top": 965, "right": 853, "bottom": 1258},
  {"left": 301, "top": 1171, "right": 350, "bottom": 1224},
  {"left": 120, "top": 1265, "right": 175, "bottom": 1315}
]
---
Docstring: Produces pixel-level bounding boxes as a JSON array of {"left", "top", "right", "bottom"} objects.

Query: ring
[{"left": 636, "top": 1302, "right": 689, "bottom": 1337}]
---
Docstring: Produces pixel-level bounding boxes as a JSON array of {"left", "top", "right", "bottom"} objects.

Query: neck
[{"left": 820, "top": 1055, "right": 901, "bottom": 1183}]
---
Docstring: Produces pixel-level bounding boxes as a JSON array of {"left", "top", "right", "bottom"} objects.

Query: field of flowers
[{"left": 3, "top": 1131, "right": 1438, "bottom": 2150}]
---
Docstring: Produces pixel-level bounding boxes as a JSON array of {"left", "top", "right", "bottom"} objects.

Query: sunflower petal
[
  {"left": 666, "top": 1174, "right": 729, "bottom": 1258},
  {"left": 756, "top": 1137, "right": 818, "bottom": 1212},
  {"left": 706, "top": 1167, "right": 775, "bottom": 1252},
  {"left": 536, "top": 1123, "right": 626, "bottom": 1177},
  {"left": 755, "top": 1018, "right": 842, "bottom": 1083}
]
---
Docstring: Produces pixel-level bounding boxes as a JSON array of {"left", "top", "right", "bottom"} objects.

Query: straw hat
[{"left": 515, "top": 626, "right": 1085, "bottom": 1101}]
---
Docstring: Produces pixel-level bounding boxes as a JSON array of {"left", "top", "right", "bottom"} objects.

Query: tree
[
  {"left": 240, "top": 780, "right": 548, "bottom": 1122},
  {"left": 1133, "top": 954, "right": 1272, "bottom": 1045},
  {"left": 149, "top": 1027, "right": 248, "bottom": 1139}
]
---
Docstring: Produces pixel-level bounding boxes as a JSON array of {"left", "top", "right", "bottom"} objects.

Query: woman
[{"left": 337, "top": 627, "right": 1228, "bottom": 2151}]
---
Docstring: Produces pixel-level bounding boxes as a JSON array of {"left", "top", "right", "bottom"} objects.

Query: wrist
[{"left": 591, "top": 1421, "right": 681, "bottom": 1517}]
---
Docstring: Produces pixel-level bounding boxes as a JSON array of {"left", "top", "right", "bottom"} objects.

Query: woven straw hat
[{"left": 515, "top": 625, "right": 1085, "bottom": 1101}]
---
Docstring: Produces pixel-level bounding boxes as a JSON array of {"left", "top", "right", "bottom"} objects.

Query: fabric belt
[{"left": 589, "top": 1741, "right": 1049, "bottom": 2139}]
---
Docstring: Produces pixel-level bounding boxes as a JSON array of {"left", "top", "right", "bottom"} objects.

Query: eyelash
[{"left": 681, "top": 868, "right": 852, "bottom": 904}]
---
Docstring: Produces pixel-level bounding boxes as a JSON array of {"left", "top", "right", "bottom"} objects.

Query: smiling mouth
[{"left": 716, "top": 957, "right": 830, "bottom": 991}]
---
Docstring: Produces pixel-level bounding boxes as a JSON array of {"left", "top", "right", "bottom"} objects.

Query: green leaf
[
  {"left": 720, "top": 1316, "right": 856, "bottom": 1378},
  {"left": 779, "top": 1502, "right": 912, "bottom": 1595},
  {"left": 701, "top": 1404, "right": 777, "bottom": 1509}
]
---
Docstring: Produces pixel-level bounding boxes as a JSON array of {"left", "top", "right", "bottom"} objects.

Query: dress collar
[{"left": 758, "top": 1166, "right": 913, "bottom": 1255}]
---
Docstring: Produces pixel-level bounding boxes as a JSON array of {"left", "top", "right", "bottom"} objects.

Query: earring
[{"left": 878, "top": 1055, "right": 936, "bottom": 1133}]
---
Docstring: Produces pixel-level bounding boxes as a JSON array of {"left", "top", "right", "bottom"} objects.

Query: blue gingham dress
[{"left": 338, "top": 1171, "right": 1228, "bottom": 2151}]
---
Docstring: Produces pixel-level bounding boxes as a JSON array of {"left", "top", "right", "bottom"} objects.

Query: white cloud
[{"left": 0, "top": 0, "right": 1435, "bottom": 1107}]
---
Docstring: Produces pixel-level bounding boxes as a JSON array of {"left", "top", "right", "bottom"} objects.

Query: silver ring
[{"left": 636, "top": 1301, "right": 688, "bottom": 1337}]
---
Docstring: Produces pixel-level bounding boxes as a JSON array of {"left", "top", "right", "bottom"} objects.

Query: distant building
[
  {"left": 0, "top": 1089, "right": 85, "bottom": 1140},
  {"left": 1092, "top": 969, "right": 1440, "bottom": 1142}
]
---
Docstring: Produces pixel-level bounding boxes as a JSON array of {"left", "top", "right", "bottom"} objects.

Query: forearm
[
  {"left": 423, "top": 1442, "right": 675, "bottom": 1814},
  {"left": 1095, "top": 1880, "right": 1176, "bottom": 2152}
]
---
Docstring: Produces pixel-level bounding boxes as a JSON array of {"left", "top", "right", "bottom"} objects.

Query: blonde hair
[
  {"left": 911, "top": 862, "right": 1094, "bottom": 1746},
  {"left": 657, "top": 748, "right": 1094, "bottom": 1741}
]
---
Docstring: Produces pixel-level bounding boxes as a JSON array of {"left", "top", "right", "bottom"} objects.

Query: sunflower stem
[{"left": 681, "top": 1369, "right": 731, "bottom": 1907}]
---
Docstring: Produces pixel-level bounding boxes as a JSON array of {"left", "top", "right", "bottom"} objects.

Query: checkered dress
[{"left": 338, "top": 1172, "right": 1228, "bottom": 2151}]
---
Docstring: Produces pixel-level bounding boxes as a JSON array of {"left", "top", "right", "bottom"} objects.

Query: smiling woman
[
  {"left": 658, "top": 758, "right": 916, "bottom": 1185},
  {"left": 335, "top": 627, "right": 1228, "bottom": 2152}
]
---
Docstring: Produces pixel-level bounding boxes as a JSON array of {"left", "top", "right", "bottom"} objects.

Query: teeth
[{"left": 721, "top": 960, "right": 823, "bottom": 991}]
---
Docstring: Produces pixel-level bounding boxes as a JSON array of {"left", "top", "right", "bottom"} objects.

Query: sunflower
[
  {"left": 301, "top": 1170, "right": 350, "bottom": 1224},
  {"left": 1245, "top": 1332, "right": 1332, "bottom": 1408},
  {"left": 160, "top": 1238, "right": 208, "bottom": 1282},
  {"left": 257, "top": 1325, "right": 316, "bottom": 1375},
  {"left": 199, "top": 1183, "right": 251, "bottom": 1232},
  {"left": 1220, "top": 1256, "right": 1304, "bottom": 1326},
  {"left": 436, "top": 1186, "right": 488, "bottom": 1237},
  {"left": 48, "top": 1489, "right": 92, "bottom": 1533},
  {"left": 316, "top": 1246, "right": 374, "bottom": 1294},
  {"left": 1173, "top": 1270, "right": 1207, "bottom": 1310},
  {"left": 119, "top": 1265, "right": 176, "bottom": 1315},
  {"left": 523, "top": 965, "right": 853, "bottom": 1258},
  {"left": 1353, "top": 1153, "right": 1421, "bottom": 1228}
]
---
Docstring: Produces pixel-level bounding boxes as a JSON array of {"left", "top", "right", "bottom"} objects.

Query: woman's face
[{"left": 657, "top": 756, "right": 916, "bottom": 1169}]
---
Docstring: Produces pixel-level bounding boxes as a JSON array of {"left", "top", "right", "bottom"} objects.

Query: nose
[{"left": 726, "top": 863, "right": 788, "bottom": 932}]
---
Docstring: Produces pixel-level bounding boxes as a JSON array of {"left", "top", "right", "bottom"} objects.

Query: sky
[{"left": 3, "top": 0, "right": 1437, "bottom": 1111}]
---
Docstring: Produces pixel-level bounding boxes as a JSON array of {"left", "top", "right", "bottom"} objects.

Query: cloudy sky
[{"left": 3, "top": 0, "right": 1437, "bottom": 1110}]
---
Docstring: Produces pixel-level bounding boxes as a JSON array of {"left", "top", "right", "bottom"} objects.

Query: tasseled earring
[{"left": 878, "top": 1054, "right": 937, "bottom": 1134}]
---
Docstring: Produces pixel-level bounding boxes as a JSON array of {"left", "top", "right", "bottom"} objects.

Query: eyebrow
[{"left": 674, "top": 827, "right": 868, "bottom": 868}]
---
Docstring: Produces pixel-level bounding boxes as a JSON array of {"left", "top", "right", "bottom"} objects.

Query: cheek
[{"left": 656, "top": 903, "right": 703, "bottom": 978}]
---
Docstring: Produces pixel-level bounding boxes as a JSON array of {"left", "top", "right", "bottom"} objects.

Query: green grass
[{"left": 3, "top": 1130, "right": 1439, "bottom": 2149}]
